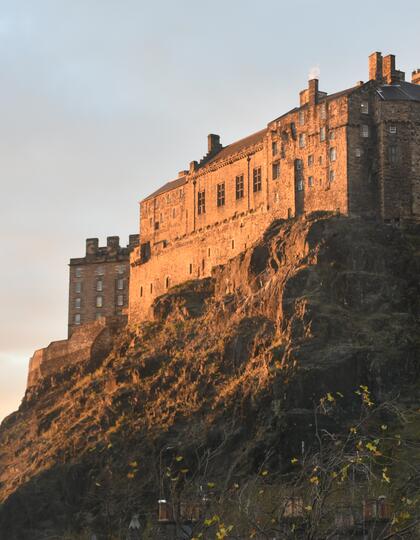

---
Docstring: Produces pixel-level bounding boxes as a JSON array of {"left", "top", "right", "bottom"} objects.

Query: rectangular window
[
  {"left": 361, "top": 101, "right": 369, "bottom": 114},
  {"left": 320, "top": 127, "right": 326, "bottom": 142},
  {"left": 75, "top": 282, "right": 82, "bottom": 294},
  {"left": 320, "top": 103, "right": 327, "bottom": 120},
  {"left": 272, "top": 161, "right": 280, "bottom": 180},
  {"left": 361, "top": 125, "right": 369, "bottom": 138},
  {"left": 389, "top": 126, "right": 397, "bottom": 134},
  {"left": 96, "top": 296, "right": 103, "bottom": 308},
  {"left": 389, "top": 146, "right": 398, "bottom": 164},
  {"left": 154, "top": 221, "right": 160, "bottom": 230},
  {"left": 117, "top": 294, "right": 124, "bottom": 306},
  {"left": 189, "top": 263, "right": 193, "bottom": 274},
  {"left": 299, "top": 133, "right": 306, "bottom": 148},
  {"left": 140, "top": 286, "right": 143, "bottom": 297},
  {"left": 197, "top": 190, "right": 205, "bottom": 214},
  {"left": 299, "top": 110, "right": 305, "bottom": 126},
  {"left": 75, "top": 267, "right": 82, "bottom": 278},
  {"left": 329, "top": 130, "right": 335, "bottom": 140},
  {"left": 296, "top": 159, "right": 303, "bottom": 171},
  {"left": 117, "top": 265, "right": 126, "bottom": 274},
  {"left": 253, "top": 167, "right": 262, "bottom": 192},
  {"left": 329, "top": 147, "right": 337, "bottom": 162},
  {"left": 150, "top": 283, "right": 153, "bottom": 293},
  {"left": 272, "top": 141, "right": 278, "bottom": 156},
  {"left": 290, "top": 122, "right": 297, "bottom": 139},
  {"left": 308, "top": 176, "right": 314, "bottom": 187},
  {"left": 117, "top": 278, "right": 124, "bottom": 290},
  {"left": 217, "top": 182, "right": 225, "bottom": 207},
  {"left": 355, "top": 148, "right": 362, "bottom": 158},
  {"left": 235, "top": 175, "right": 244, "bottom": 199},
  {"left": 96, "top": 280, "right": 103, "bottom": 292},
  {"left": 74, "top": 313, "right": 81, "bottom": 325},
  {"left": 297, "top": 179, "right": 304, "bottom": 191},
  {"left": 75, "top": 298, "right": 81, "bottom": 309},
  {"left": 329, "top": 170, "right": 335, "bottom": 182},
  {"left": 308, "top": 155, "right": 314, "bottom": 166}
]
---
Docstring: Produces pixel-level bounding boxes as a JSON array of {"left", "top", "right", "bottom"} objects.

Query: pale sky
[{"left": 1, "top": 0, "right": 419, "bottom": 421}]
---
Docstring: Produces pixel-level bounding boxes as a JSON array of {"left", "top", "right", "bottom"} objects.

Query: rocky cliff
[{"left": 0, "top": 213, "right": 419, "bottom": 539}]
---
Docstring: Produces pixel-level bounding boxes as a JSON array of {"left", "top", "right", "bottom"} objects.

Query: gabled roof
[
  {"left": 200, "top": 128, "right": 267, "bottom": 168},
  {"left": 142, "top": 176, "right": 187, "bottom": 203}
]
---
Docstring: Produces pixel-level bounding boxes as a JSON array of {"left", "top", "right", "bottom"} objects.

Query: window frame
[
  {"left": 252, "top": 167, "right": 262, "bottom": 193},
  {"left": 217, "top": 182, "right": 225, "bottom": 207},
  {"left": 197, "top": 190, "right": 206, "bottom": 215}
]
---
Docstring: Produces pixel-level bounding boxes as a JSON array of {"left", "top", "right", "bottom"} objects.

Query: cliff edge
[{"left": 0, "top": 213, "right": 419, "bottom": 539}]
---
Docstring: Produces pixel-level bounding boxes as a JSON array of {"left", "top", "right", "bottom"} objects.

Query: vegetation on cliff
[{"left": 0, "top": 213, "right": 419, "bottom": 539}]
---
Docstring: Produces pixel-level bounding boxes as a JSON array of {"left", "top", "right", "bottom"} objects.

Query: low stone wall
[{"left": 27, "top": 317, "right": 125, "bottom": 388}]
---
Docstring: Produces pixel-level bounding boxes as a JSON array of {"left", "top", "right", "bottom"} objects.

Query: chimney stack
[
  {"left": 106, "top": 236, "right": 120, "bottom": 255},
  {"left": 189, "top": 160, "right": 198, "bottom": 173},
  {"left": 369, "top": 52, "right": 383, "bottom": 81},
  {"left": 412, "top": 69, "right": 420, "bottom": 85},
  {"left": 178, "top": 170, "right": 188, "bottom": 178},
  {"left": 308, "top": 79, "right": 319, "bottom": 106},
  {"left": 207, "top": 134, "right": 222, "bottom": 154},
  {"left": 86, "top": 238, "right": 99, "bottom": 257},
  {"left": 382, "top": 54, "right": 405, "bottom": 84}
]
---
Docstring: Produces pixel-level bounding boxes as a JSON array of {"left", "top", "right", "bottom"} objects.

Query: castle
[{"left": 69, "top": 52, "right": 420, "bottom": 328}]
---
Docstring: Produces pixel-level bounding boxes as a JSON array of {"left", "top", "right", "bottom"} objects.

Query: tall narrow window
[
  {"left": 329, "top": 170, "right": 335, "bottom": 182},
  {"left": 272, "top": 162, "right": 280, "bottom": 180},
  {"left": 253, "top": 167, "right": 262, "bottom": 192},
  {"left": 189, "top": 263, "right": 193, "bottom": 274},
  {"left": 74, "top": 314, "right": 81, "bottom": 325},
  {"left": 299, "top": 110, "right": 305, "bottom": 126},
  {"left": 165, "top": 277, "right": 170, "bottom": 289},
  {"left": 140, "top": 286, "right": 143, "bottom": 297},
  {"left": 299, "top": 133, "right": 306, "bottom": 148},
  {"left": 96, "top": 280, "right": 103, "bottom": 292},
  {"left": 361, "top": 101, "right": 369, "bottom": 114},
  {"left": 75, "top": 298, "right": 81, "bottom": 309},
  {"left": 117, "top": 295, "right": 124, "bottom": 306},
  {"left": 272, "top": 141, "right": 278, "bottom": 156},
  {"left": 197, "top": 190, "right": 206, "bottom": 214},
  {"left": 217, "top": 182, "right": 225, "bottom": 207},
  {"left": 308, "top": 154, "right": 314, "bottom": 166},
  {"left": 75, "top": 267, "right": 82, "bottom": 278},
  {"left": 235, "top": 175, "right": 244, "bottom": 199},
  {"left": 96, "top": 296, "right": 103, "bottom": 308},
  {"left": 308, "top": 176, "right": 314, "bottom": 187},
  {"left": 75, "top": 282, "right": 82, "bottom": 294},
  {"left": 320, "top": 127, "right": 326, "bottom": 142},
  {"left": 117, "top": 278, "right": 124, "bottom": 290},
  {"left": 389, "top": 146, "right": 398, "bottom": 164},
  {"left": 150, "top": 283, "right": 153, "bottom": 294},
  {"left": 329, "top": 147, "right": 337, "bottom": 162},
  {"left": 320, "top": 103, "right": 327, "bottom": 120},
  {"left": 297, "top": 179, "right": 304, "bottom": 192}
]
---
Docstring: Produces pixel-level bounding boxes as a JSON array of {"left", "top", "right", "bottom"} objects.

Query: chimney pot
[{"left": 412, "top": 69, "right": 420, "bottom": 85}]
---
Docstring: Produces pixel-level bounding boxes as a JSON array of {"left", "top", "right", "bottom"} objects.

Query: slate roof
[
  {"left": 377, "top": 81, "right": 420, "bottom": 102},
  {"left": 142, "top": 176, "right": 187, "bottom": 202}
]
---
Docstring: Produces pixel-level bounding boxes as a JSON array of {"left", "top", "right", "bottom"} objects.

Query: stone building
[
  {"left": 68, "top": 235, "right": 139, "bottom": 336},
  {"left": 128, "top": 52, "right": 420, "bottom": 324}
]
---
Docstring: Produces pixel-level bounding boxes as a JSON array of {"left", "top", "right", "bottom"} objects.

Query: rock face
[{"left": 0, "top": 213, "right": 419, "bottom": 539}]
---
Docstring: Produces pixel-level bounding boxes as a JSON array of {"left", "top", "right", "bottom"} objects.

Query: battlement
[{"left": 70, "top": 234, "right": 139, "bottom": 265}]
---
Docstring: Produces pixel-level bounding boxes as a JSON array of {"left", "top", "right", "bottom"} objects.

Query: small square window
[
  {"left": 361, "top": 101, "right": 369, "bottom": 114},
  {"left": 361, "top": 125, "right": 369, "bottom": 138},
  {"left": 320, "top": 127, "right": 326, "bottom": 142},
  {"left": 96, "top": 296, "right": 103, "bottom": 308},
  {"left": 272, "top": 162, "right": 280, "bottom": 180},
  {"left": 117, "top": 294, "right": 124, "bottom": 306},
  {"left": 389, "top": 126, "right": 397, "bottom": 134},
  {"left": 308, "top": 176, "right": 314, "bottom": 187}
]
